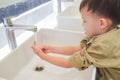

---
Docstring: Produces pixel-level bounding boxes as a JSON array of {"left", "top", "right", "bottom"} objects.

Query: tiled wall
[{"left": 0, "top": 0, "right": 50, "bottom": 23}]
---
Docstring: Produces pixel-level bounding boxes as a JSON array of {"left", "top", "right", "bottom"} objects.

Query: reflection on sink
[
  {"left": 0, "top": 28, "right": 96, "bottom": 80},
  {"left": 57, "top": 6, "right": 84, "bottom": 32}
]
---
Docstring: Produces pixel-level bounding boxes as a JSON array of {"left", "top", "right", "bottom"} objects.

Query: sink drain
[{"left": 35, "top": 66, "right": 44, "bottom": 71}]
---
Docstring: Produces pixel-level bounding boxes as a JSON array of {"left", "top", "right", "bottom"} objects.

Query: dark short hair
[{"left": 80, "top": 0, "right": 120, "bottom": 25}]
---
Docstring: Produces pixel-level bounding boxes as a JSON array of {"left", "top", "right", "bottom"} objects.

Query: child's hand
[
  {"left": 39, "top": 45, "right": 51, "bottom": 54},
  {"left": 31, "top": 41, "right": 46, "bottom": 59}
]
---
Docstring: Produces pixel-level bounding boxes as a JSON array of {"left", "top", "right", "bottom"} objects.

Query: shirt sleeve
[
  {"left": 68, "top": 36, "right": 93, "bottom": 70},
  {"left": 68, "top": 49, "right": 92, "bottom": 70},
  {"left": 68, "top": 36, "right": 120, "bottom": 70}
]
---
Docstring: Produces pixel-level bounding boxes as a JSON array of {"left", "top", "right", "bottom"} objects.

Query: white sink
[
  {"left": 57, "top": 6, "right": 84, "bottom": 32},
  {"left": 0, "top": 28, "right": 96, "bottom": 80}
]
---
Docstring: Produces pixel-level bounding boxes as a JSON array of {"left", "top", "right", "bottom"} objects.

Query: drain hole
[{"left": 35, "top": 66, "right": 44, "bottom": 71}]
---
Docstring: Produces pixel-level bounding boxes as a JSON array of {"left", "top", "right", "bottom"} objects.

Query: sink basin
[
  {"left": 0, "top": 28, "right": 96, "bottom": 80},
  {"left": 57, "top": 6, "right": 84, "bottom": 32}
]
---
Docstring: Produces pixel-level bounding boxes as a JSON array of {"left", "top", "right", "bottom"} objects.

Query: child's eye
[{"left": 83, "top": 20, "right": 87, "bottom": 23}]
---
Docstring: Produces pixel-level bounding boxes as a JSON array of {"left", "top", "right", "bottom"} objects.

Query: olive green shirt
[{"left": 69, "top": 27, "right": 120, "bottom": 80}]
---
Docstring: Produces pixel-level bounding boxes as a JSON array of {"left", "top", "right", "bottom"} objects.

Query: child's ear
[{"left": 99, "top": 18, "right": 108, "bottom": 29}]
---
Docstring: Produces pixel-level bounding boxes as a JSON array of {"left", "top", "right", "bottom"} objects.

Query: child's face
[{"left": 80, "top": 6, "right": 103, "bottom": 37}]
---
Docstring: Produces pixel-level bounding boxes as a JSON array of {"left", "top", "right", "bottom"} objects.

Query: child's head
[{"left": 79, "top": 0, "right": 120, "bottom": 37}]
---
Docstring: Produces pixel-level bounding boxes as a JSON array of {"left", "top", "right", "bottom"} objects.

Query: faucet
[
  {"left": 57, "top": 0, "right": 61, "bottom": 13},
  {"left": 3, "top": 17, "right": 37, "bottom": 50}
]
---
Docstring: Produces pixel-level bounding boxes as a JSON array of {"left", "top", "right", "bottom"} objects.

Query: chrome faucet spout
[
  {"left": 3, "top": 17, "right": 37, "bottom": 50},
  {"left": 6, "top": 25, "right": 37, "bottom": 32}
]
